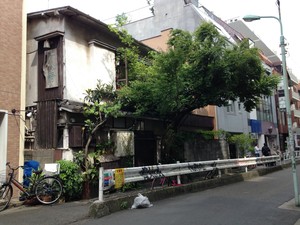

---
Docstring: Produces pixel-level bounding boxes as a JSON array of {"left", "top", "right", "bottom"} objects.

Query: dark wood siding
[
  {"left": 69, "top": 126, "right": 83, "bottom": 147},
  {"left": 181, "top": 114, "right": 214, "bottom": 131},
  {"left": 38, "top": 35, "right": 63, "bottom": 101},
  {"left": 36, "top": 100, "right": 58, "bottom": 148},
  {"left": 36, "top": 35, "right": 63, "bottom": 149}
]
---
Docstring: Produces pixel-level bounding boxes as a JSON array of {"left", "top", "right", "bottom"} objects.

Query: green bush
[{"left": 57, "top": 160, "right": 83, "bottom": 201}]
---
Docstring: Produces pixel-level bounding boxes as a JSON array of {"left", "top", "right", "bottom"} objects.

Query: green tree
[
  {"left": 116, "top": 22, "right": 279, "bottom": 160},
  {"left": 118, "top": 23, "right": 279, "bottom": 127},
  {"left": 85, "top": 20, "right": 279, "bottom": 161},
  {"left": 81, "top": 82, "right": 122, "bottom": 198},
  {"left": 228, "top": 133, "right": 255, "bottom": 157},
  {"left": 83, "top": 82, "right": 122, "bottom": 166}
]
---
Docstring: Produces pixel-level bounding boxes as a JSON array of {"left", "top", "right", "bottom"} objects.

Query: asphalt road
[{"left": 1, "top": 166, "right": 300, "bottom": 225}]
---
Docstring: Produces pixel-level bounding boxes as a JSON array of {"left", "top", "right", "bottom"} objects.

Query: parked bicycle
[
  {"left": 204, "top": 162, "right": 219, "bottom": 180},
  {"left": 0, "top": 162, "right": 63, "bottom": 211}
]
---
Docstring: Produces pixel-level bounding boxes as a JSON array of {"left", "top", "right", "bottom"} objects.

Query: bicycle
[
  {"left": 204, "top": 162, "right": 219, "bottom": 180},
  {"left": 0, "top": 162, "right": 63, "bottom": 212}
]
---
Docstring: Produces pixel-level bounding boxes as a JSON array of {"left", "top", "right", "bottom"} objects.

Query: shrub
[{"left": 57, "top": 160, "right": 83, "bottom": 201}]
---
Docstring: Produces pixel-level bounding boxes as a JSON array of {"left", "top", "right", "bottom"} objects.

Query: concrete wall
[
  {"left": 125, "top": 0, "right": 204, "bottom": 41},
  {"left": 184, "top": 138, "right": 226, "bottom": 161},
  {"left": 63, "top": 39, "right": 116, "bottom": 102},
  {"left": 24, "top": 149, "right": 56, "bottom": 169},
  {"left": 26, "top": 17, "right": 65, "bottom": 106},
  {"left": 216, "top": 103, "right": 250, "bottom": 134}
]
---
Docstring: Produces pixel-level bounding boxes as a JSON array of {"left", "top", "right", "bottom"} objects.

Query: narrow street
[{"left": 1, "top": 166, "right": 300, "bottom": 225}]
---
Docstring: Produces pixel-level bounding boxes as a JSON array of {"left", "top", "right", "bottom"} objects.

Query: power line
[{"left": 102, "top": 5, "right": 152, "bottom": 22}]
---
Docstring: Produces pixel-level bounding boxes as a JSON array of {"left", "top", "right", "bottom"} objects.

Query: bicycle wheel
[
  {"left": 205, "top": 169, "right": 217, "bottom": 180},
  {"left": 35, "top": 176, "right": 62, "bottom": 205},
  {"left": 0, "top": 184, "right": 13, "bottom": 211}
]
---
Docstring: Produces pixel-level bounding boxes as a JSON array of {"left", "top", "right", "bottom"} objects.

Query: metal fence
[
  {"left": 98, "top": 155, "right": 281, "bottom": 201},
  {"left": 283, "top": 150, "right": 300, "bottom": 161}
]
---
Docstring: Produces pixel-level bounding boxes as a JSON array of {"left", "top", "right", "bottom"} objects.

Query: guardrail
[
  {"left": 283, "top": 150, "right": 300, "bottom": 161},
  {"left": 97, "top": 155, "right": 280, "bottom": 201}
]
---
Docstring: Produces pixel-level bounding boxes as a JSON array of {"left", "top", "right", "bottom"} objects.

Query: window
[
  {"left": 226, "top": 100, "right": 235, "bottom": 113},
  {"left": 257, "top": 96, "right": 274, "bottom": 122},
  {"left": 116, "top": 56, "right": 127, "bottom": 89},
  {"left": 238, "top": 101, "right": 242, "bottom": 113}
]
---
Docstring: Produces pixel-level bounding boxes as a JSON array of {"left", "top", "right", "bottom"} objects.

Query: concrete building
[
  {"left": 227, "top": 18, "right": 299, "bottom": 153},
  {"left": 0, "top": 0, "right": 26, "bottom": 178}
]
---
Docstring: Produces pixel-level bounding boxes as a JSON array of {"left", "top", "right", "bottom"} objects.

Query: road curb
[{"left": 89, "top": 164, "right": 285, "bottom": 218}]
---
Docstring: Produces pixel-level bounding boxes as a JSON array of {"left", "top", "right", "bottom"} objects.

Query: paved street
[
  {"left": 1, "top": 166, "right": 300, "bottom": 225},
  {"left": 0, "top": 199, "right": 91, "bottom": 225}
]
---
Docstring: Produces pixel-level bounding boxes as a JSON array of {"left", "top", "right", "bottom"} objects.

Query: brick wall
[{"left": 0, "top": 0, "right": 24, "bottom": 185}]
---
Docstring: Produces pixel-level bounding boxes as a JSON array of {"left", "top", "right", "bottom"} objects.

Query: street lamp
[{"left": 243, "top": 1, "right": 299, "bottom": 206}]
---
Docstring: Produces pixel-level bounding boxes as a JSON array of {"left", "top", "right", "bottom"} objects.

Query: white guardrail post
[
  {"left": 244, "top": 157, "right": 248, "bottom": 173},
  {"left": 176, "top": 161, "right": 181, "bottom": 185},
  {"left": 99, "top": 167, "right": 104, "bottom": 202},
  {"left": 217, "top": 158, "right": 221, "bottom": 177}
]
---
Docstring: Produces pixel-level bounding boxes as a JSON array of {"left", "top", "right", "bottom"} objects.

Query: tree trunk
[{"left": 82, "top": 181, "right": 91, "bottom": 199}]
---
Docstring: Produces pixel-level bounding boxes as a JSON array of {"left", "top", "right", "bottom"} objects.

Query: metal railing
[
  {"left": 283, "top": 150, "right": 300, "bottom": 161},
  {"left": 97, "top": 155, "right": 280, "bottom": 201}
]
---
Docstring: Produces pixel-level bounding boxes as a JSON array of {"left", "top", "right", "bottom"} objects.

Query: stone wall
[{"left": 184, "top": 138, "right": 229, "bottom": 161}]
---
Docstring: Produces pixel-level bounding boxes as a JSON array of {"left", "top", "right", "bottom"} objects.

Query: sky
[{"left": 26, "top": 0, "right": 299, "bottom": 78}]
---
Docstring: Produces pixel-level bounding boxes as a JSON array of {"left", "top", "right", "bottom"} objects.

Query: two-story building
[{"left": 26, "top": 6, "right": 160, "bottom": 167}]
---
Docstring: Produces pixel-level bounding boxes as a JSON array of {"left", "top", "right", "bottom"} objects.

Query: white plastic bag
[{"left": 131, "top": 193, "right": 153, "bottom": 209}]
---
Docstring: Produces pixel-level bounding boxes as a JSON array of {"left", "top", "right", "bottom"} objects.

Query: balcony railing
[
  {"left": 291, "top": 89, "right": 300, "bottom": 101},
  {"left": 294, "top": 109, "right": 300, "bottom": 118}
]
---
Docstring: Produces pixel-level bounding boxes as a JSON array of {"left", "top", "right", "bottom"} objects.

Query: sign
[
  {"left": 43, "top": 49, "right": 58, "bottom": 89},
  {"left": 278, "top": 78, "right": 286, "bottom": 110},
  {"left": 114, "top": 168, "right": 125, "bottom": 189},
  {"left": 103, "top": 170, "right": 113, "bottom": 190}
]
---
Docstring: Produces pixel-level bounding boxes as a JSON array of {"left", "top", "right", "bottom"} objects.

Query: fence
[
  {"left": 98, "top": 155, "right": 280, "bottom": 201},
  {"left": 283, "top": 150, "right": 300, "bottom": 161}
]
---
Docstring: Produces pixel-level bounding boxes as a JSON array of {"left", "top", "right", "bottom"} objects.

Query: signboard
[
  {"left": 278, "top": 78, "right": 286, "bottom": 110},
  {"left": 43, "top": 49, "right": 58, "bottom": 89},
  {"left": 114, "top": 168, "right": 125, "bottom": 189},
  {"left": 103, "top": 170, "right": 114, "bottom": 190}
]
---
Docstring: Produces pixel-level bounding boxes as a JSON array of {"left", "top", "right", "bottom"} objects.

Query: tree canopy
[{"left": 117, "top": 22, "right": 279, "bottom": 126}]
